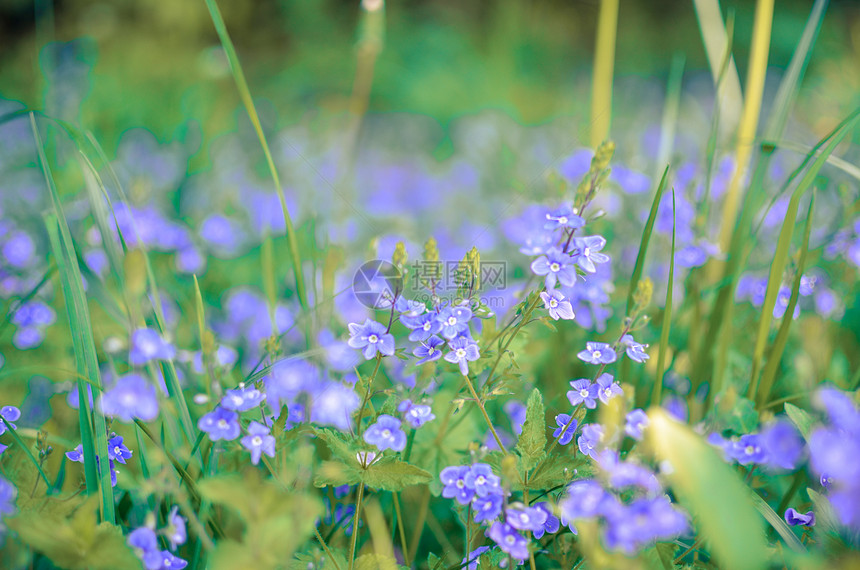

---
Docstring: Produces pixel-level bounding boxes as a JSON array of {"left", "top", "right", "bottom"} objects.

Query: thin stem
[
  {"left": 393, "top": 492, "right": 410, "bottom": 567},
  {"left": 348, "top": 483, "right": 366, "bottom": 570},
  {"left": 356, "top": 355, "right": 383, "bottom": 437},
  {"left": 463, "top": 373, "right": 506, "bottom": 452},
  {"left": 315, "top": 527, "right": 342, "bottom": 570},
  {"left": 674, "top": 536, "right": 705, "bottom": 564}
]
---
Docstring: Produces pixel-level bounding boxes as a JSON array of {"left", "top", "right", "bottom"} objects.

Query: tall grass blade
[
  {"left": 590, "top": 0, "right": 619, "bottom": 147},
  {"left": 656, "top": 54, "right": 685, "bottom": 171},
  {"left": 627, "top": 166, "right": 670, "bottom": 314},
  {"left": 651, "top": 190, "right": 676, "bottom": 407},
  {"left": 1, "top": 417, "right": 52, "bottom": 491},
  {"left": 203, "top": 0, "right": 309, "bottom": 314},
  {"left": 756, "top": 193, "right": 814, "bottom": 408}
]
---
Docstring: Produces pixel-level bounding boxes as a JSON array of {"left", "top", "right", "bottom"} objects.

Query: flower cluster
[
  {"left": 66, "top": 432, "right": 133, "bottom": 487},
  {"left": 127, "top": 507, "right": 188, "bottom": 570},
  {"left": 707, "top": 419, "right": 804, "bottom": 470}
]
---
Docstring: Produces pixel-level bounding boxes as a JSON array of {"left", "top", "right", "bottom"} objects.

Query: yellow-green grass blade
[
  {"left": 749, "top": 491, "right": 805, "bottom": 552},
  {"left": 692, "top": 0, "right": 742, "bottom": 136},
  {"left": 1, "top": 417, "right": 52, "bottom": 491},
  {"left": 626, "top": 166, "right": 670, "bottom": 315},
  {"left": 651, "top": 190, "right": 676, "bottom": 407},
  {"left": 655, "top": 54, "right": 685, "bottom": 172},
  {"left": 749, "top": 110, "right": 860, "bottom": 401},
  {"left": 647, "top": 409, "right": 769, "bottom": 570},
  {"left": 203, "top": 0, "right": 308, "bottom": 315},
  {"left": 590, "top": 0, "right": 619, "bottom": 147},
  {"left": 756, "top": 193, "right": 815, "bottom": 408}
]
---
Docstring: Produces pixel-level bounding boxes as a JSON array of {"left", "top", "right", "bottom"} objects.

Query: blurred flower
[
  {"left": 398, "top": 399, "right": 435, "bottom": 428},
  {"left": 165, "top": 506, "right": 187, "bottom": 551},
  {"left": 129, "top": 328, "right": 176, "bottom": 366},
  {"left": 625, "top": 409, "right": 649, "bottom": 440},
  {"left": 100, "top": 374, "right": 159, "bottom": 423},
  {"left": 347, "top": 319, "right": 395, "bottom": 360},
  {"left": 221, "top": 384, "right": 266, "bottom": 412},
  {"left": 595, "top": 373, "right": 623, "bottom": 404},
  {"left": 241, "top": 421, "right": 276, "bottom": 465},
  {"left": 197, "top": 407, "right": 240, "bottom": 441},
  {"left": 363, "top": 414, "right": 406, "bottom": 452},
  {"left": 578, "top": 423, "right": 604, "bottom": 458},
  {"left": 486, "top": 521, "right": 528, "bottom": 561}
]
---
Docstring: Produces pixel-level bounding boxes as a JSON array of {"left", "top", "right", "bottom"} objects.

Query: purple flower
[
  {"left": 597, "top": 450, "right": 661, "bottom": 494},
  {"left": 401, "top": 312, "right": 442, "bottom": 342},
  {"left": 220, "top": 384, "right": 266, "bottom": 412},
  {"left": 0, "top": 474, "right": 17, "bottom": 532},
  {"left": 486, "top": 522, "right": 529, "bottom": 561},
  {"left": 578, "top": 423, "right": 603, "bottom": 458},
  {"left": 595, "top": 373, "right": 623, "bottom": 405},
  {"left": 577, "top": 342, "right": 617, "bottom": 365},
  {"left": 197, "top": 407, "right": 240, "bottom": 441},
  {"left": 363, "top": 414, "right": 406, "bottom": 452},
  {"left": 11, "top": 301, "right": 56, "bottom": 327},
  {"left": 412, "top": 335, "right": 445, "bottom": 364},
  {"left": 532, "top": 502, "right": 560, "bottom": 539},
  {"left": 570, "top": 235, "right": 610, "bottom": 273},
  {"left": 107, "top": 435, "right": 133, "bottom": 464},
  {"left": 625, "top": 409, "right": 649, "bottom": 440},
  {"left": 530, "top": 247, "right": 577, "bottom": 288},
  {"left": 397, "top": 400, "right": 436, "bottom": 428},
  {"left": 165, "top": 506, "right": 187, "bottom": 550},
  {"left": 620, "top": 334, "right": 649, "bottom": 363},
  {"left": 347, "top": 319, "right": 395, "bottom": 359},
  {"left": 440, "top": 465, "right": 474, "bottom": 504},
  {"left": 191, "top": 345, "right": 239, "bottom": 373},
  {"left": 507, "top": 504, "right": 548, "bottom": 532},
  {"left": 66, "top": 444, "right": 84, "bottom": 463},
  {"left": 241, "top": 421, "right": 276, "bottom": 465},
  {"left": 540, "top": 289, "right": 575, "bottom": 320},
  {"left": 3, "top": 231, "right": 36, "bottom": 268},
  {"left": 283, "top": 403, "right": 306, "bottom": 431},
  {"left": 436, "top": 306, "right": 473, "bottom": 339},
  {"left": 99, "top": 374, "right": 159, "bottom": 423},
  {"left": 129, "top": 328, "right": 176, "bottom": 366},
  {"left": 472, "top": 494, "right": 503, "bottom": 522},
  {"left": 553, "top": 413, "right": 577, "bottom": 445},
  {"left": 395, "top": 297, "right": 426, "bottom": 317},
  {"left": 462, "top": 546, "right": 490, "bottom": 570},
  {"left": 815, "top": 387, "right": 860, "bottom": 436},
  {"left": 544, "top": 205, "right": 585, "bottom": 231},
  {"left": 760, "top": 420, "right": 803, "bottom": 470},
  {"left": 784, "top": 508, "right": 815, "bottom": 527},
  {"left": 128, "top": 527, "right": 162, "bottom": 570},
  {"left": 732, "top": 434, "right": 767, "bottom": 465},
  {"left": 567, "top": 379, "right": 598, "bottom": 409},
  {"left": 559, "top": 479, "right": 607, "bottom": 520},
  {"left": 464, "top": 463, "right": 502, "bottom": 497},
  {"left": 156, "top": 551, "right": 188, "bottom": 569},
  {"left": 444, "top": 337, "right": 480, "bottom": 376},
  {"left": 0, "top": 405, "right": 20, "bottom": 434}
]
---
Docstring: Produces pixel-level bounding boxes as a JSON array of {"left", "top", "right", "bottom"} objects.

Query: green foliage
[
  {"left": 516, "top": 388, "right": 547, "bottom": 471},
  {"left": 8, "top": 498, "right": 139, "bottom": 569},
  {"left": 784, "top": 402, "right": 815, "bottom": 441}
]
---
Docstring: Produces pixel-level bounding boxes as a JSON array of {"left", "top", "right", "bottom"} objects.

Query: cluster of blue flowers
[
  {"left": 707, "top": 419, "right": 804, "bottom": 470},
  {"left": 127, "top": 506, "right": 188, "bottom": 569},
  {"left": 66, "top": 432, "right": 133, "bottom": 487}
]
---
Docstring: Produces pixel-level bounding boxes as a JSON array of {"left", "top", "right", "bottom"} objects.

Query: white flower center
[
  {"left": 476, "top": 475, "right": 486, "bottom": 485},
  {"left": 381, "top": 429, "right": 392, "bottom": 438},
  {"left": 550, "top": 262, "right": 560, "bottom": 272},
  {"left": 252, "top": 436, "right": 262, "bottom": 446},
  {"left": 505, "top": 535, "right": 515, "bottom": 545},
  {"left": 217, "top": 419, "right": 228, "bottom": 429},
  {"left": 745, "top": 445, "right": 755, "bottom": 455},
  {"left": 559, "top": 216, "right": 568, "bottom": 224},
  {"left": 368, "top": 334, "right": 379, "bottom": 343},
  {"left": 456, "top": 480, "right": 465, "bottom": 488},
  {"left": 584, "top": 247, "right": 591, "bottom": 257},
  {"left": 592, "top": 350, "right": 601, "bottom": 360},
  {"left": 456, "top": 348, "right": 466, "bottom": 358},
  {"left": 580, "top": 389, "right": 589, "bottom": 398},
  {"left": 447, "top": 316, "right": 457, "bottom": 326},
  {"left": 114, "top": 446, "right": 121, "bottom": 454},
  {"left": 549, "top": 299, "right": 558, "bottom": 308},
  {"left": 423, "top": 322, "right": 432, "bottom": 330}
]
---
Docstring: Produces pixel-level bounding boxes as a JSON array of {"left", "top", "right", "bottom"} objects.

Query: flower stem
[
  {"left": 348, "top": 483, "right": 365, "bottom": 570},
  {"left": 355, "top": 354, "right": 383, "bottom": 437},
  {"left": 315, "top": 527, "right": 342, "bottom": 570},
  {"left": 463, "top": 373, "right": 506, "bottom": 452},
  {"left": 393, "top": 492, "right": 410, "bottom": 567}
]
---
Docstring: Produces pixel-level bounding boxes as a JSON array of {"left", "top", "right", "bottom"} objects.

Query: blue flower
[
  {"left": 760, "top": 420, "right": 803, "bottom": 470},
  {"left": 553, "top": 413, "right": 577, "bottom": 445},
  {"left": 544, "top": 205, "right": 585, "bottom": 231},
  {"left": 559, "top": 479, "right": 608, "bottom": 521},
  {"left": 129, "top": 328, "right": 176, "bottom": 366},
  {"left": 530, "top": 247, "right": 577, "bottom": 288},
  {"left": 347, "top": 319, "right": 395, "bottom": 359},
  {"left": 2, "top": 231, "right": 36, "bottom": 268},
  {"left": 570, "top": 235, "right": 610, "bottom": 273},
  {"left": 784, "top": 508, "right": 815, "bottom": 527},
  {"left": 0, "top": 474, "right": 16, "bottom": 537},
  {"left": 540, "top": 289, "right": 575, "bottom": 320},
  {"left": 241, "top": 421, "right": 276, "bottom": 465},
  {"left": 595, "top": 373, "right": 623, "bottom": 405},
  {"left": 191, "top": 345, "right": 239, "bottom": 374},
  {"left": 440, "top": 465, "right": 474, "bottom": 504},
  {"left": 620, "top": 334, "right": 649, "bottom": 362},
  {"left": 165, "top": 506, "right": 187, "bottom": 550},
  {"left": 732, "top": 434, "right": 767, "bottom": 465},
  {"left": 462, "top": 546, "right": 490, "bottom": 570},
  {"left": 567, "top": 379, "right": 598, "bottom": 409},
  {"left": 397, "top": 399, "right": 436, "bottom": 428},
  {"left": 436, "top": 306, "right": 472, "bottom": 339},
  {"left": 99, "top": 374, "right": 159, "bottom": 423},
  {"left": 532, "top": 501, "right": 560, "bottom": 539},
  {"left": 221, "top": 384, "right": 266, "bottom": 412},
  {"left": 0, "top": 405, "right": 20, "bottom": 434},
  {"left": 625, "top": 409, "right": 648, "bottom": 440},
  {"left": 506, "top": 504, "right": 548, "bottom": 532},
  {"left": 128, "top": 527, "right": 162, "bottom": 570},
  {"left": 578, "top": 423, "right": 603, "bottom": 458},
  {"left": 66, "top": 444, "right": 84, "bottom": 463},
  {"left": 577, "top": 342, "right": 617, "bottom": 365},
  {"left": 401, "top": 312, "right": 442, "bottom": 341},
  {"left": 412, "top": 335, "right": 445, "bottom": 364},
  {"left": 363, "top": 414, "right": 406, "bottom": 452},
  {"left": 464, "top": 463, "right": 502, "bottom": 497},
  {"left": 107, "top": 434, "right": 133, "bottom": 464},
  {"left": 444, "top": 337, "right": 480, "bottom": 376},
  {"left": 197, "top": 407, "right": 240, "bottom": 441},
  {"left": 472, "top": 494, "right": 503, "bottom": 522},
  {"left": 486, "top": 522, "right": 528, "bottom": 561},
  {"left": 156, "top": 551, "right": 188, "bottom": 569}
]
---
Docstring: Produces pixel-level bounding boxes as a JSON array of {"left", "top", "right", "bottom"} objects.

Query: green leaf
[
  {"left": 355, "top": 553, "right": 406, "bottom": 570},
  {"left": 524, "top": 454, "right": 587, "bottom": 491},
  {"left": 8, "top": 498, "right": 138, "bottom": 569},
  {"left": 517, "top": 389, "right": 547, "bottom": 471},
  {"left": 362, "top": 458, "right": 433, "bottom": 491},
  {"left": 724, "top": 396, "right": 759, "bottom": 434},
  {"left": 314, "top": 461, "right": 363, "bottom": 488},
  {"left": 784, "top": 403, "right": 815, "bottom": 441},
  {"left": 655, "top": 541, "right": 677, "bottom": 570},
  {"left": 749, "top": 492, "right": 804, "bottom": 553},
  {"left": 427, "top": 553, "right": 444, "bottom": 570},
  {"left": 647, "top": 409, "right": 769, "bottom": 570},
  {"left": 651, "top": 189, "right": 676, "bottom": 406},
  {"left": 627, "top": 165, "right": 670, "bottom": 314}
]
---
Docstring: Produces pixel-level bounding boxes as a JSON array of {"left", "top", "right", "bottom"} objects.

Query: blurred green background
[{"left": 1, "top": 0, "right": 859, "bottom": 156}]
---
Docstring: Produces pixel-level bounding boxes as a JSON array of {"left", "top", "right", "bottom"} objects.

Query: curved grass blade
[
  {"left": 647, "top": 409, "right": 769, "bottom": 570},
  {"left": 627, "top": 166, "right": 669, "bottom": 314},
  {"left": 203, "top": 0, "right": 308, "bottom": 314},
  {"left": 756, "top": 192, "right": 815, "bottom": 408},
  {"left": 1, "top": 417, "right": 52, "bottom": 491},
  {"left": 651, "top": 189, "right": 675, "bottom": 406},
  {"left": 749, "top": 492, "right": 805, "bottom": 552}
]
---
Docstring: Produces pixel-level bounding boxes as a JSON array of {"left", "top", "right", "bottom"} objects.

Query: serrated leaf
[
  {"left": 517, "top": 389, "right": 547, "bottom": 471},
  {"left": 647, "top": 409, "right": 769, "bottom": 570},
  {"left": 427, "top": 552, "right": 444, "bottom": 570},
  {"left": 362, "top": 458, "right": 433, "bottom": 491},
  {"left": 355, "top": 553, "right": 407, "bottom": 570},
  {"left": 784, "top": 403, "right": 815, "bottom": 441},
  {"left": 314, "top": 428, "right": 362, "bottom": 467},
  {"left": 314, "top": 461, "right": 363, "bottom": 488},
  {"left": 526, "top": 454, "right": 587, "bottom": 491},
  {"left": 655, "top": 541, "right": 678, "bottom": 569}
]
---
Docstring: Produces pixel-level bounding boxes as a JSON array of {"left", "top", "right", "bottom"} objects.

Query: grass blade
[
  {"left": 1, "top": 418, "right": 52, "bottom": 491},
  {"left": 651, "top": 190, "right": 676, "bottom": 406},
  {"left": 756, "top": 193, "right": 815, "bottom": 408},
  {"left": 749, "top": 492, "right": 805, "bottom": 552},
  {"left": 590, "top": 0, "right": 619, "bottom": 147},
  {"left": 627, "top": 166, "right": 670, "bottom": 314},
  {"left": 749, "top": 110, "right": 860, "bottom": 400},
  {"left": 655, "top": 54, "right": 685, "bottom": 171},
  {"left": 203, "top": 0, "right": 308, "bottom": 314}
]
